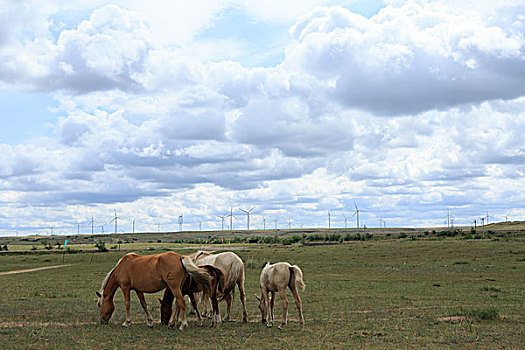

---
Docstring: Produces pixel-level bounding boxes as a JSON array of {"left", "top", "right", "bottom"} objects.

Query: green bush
[
  {"left": 95, "top": 240, "right": 108, "bottom": 252},
  {"left": 462, "top": 307, "right": 499, "bottom": 321}
]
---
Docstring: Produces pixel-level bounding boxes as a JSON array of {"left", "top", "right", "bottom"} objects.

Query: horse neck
[{"left": 102, "top": 269, "right": 119, "bottom": 300}]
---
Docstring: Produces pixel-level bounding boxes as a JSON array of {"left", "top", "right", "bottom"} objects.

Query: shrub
[
  {"left": 463, "top": 307, "right": 499, "bottom": 321},
  {"left": 2, "top": 244, "right": 8, "bottom": 251},
  {"left": 398, "top": 232, "right": 407, "bottom": 239},
  {"left": 95, "top": 240, "right": 108, "bottom": 252}
]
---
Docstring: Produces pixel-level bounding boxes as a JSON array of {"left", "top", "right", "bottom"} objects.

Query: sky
[{"left": 0, "top": 0, "right": 524, "bottom": 236}]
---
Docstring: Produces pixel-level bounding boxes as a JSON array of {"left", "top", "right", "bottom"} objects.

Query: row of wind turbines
[{"left": 41, "top": 204, "right": 514, "bottom": 237}]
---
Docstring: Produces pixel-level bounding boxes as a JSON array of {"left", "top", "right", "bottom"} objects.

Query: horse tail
[
  {"left": 181, "top": 256, "right": 211, "bottom": 292},
  {"left": 201, "top": 265, "right": 226, "bottom": 295},
  {"left": 290, "top": 265, "right": 306, "bottom": 291}
]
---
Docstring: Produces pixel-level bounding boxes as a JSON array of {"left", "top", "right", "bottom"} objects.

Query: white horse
[
  {"left": 255, "top": 262, "right": 305, "bottom": 329},
  {"left": 190, "top": 251, "right": 248, "bottom": 323}
]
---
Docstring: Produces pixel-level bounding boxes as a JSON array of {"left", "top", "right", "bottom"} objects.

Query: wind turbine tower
[
  {"left": 351, "top": 202, "right": 361, "bottom": 229},
  {"left": 226, "top": 207, "right": 236, "bottom": 231},
  {"left": 218, "top": 215, "right": 226, "bottom": 230},
  {"left": 178, "top": 215, "right": 183, "bottom": 232},
  {"left": 240, "top": 207, "right": 255, "bottom": 230},
  {"left": 111, "top": 210, "right": 121, "bottom": 234},
  {"left": 88, "top": 215, "right": 95, "bottom": 235}
]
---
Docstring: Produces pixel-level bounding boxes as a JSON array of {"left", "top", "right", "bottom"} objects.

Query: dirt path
[{"left": 0, "top": 264, "right": 72, "bottom": 276}]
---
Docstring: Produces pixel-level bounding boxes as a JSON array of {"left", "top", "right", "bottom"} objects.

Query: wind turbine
[
  {"left": 351, "top": 202, "right": 364, "bottom": 229},
  {"left": 110, "top": 209, "right": 121, "bottom": 234},
  {"left": 240, "top": 207, "right": 255, "bottom": 230},
  {"left": 480, "top": 217, "right": 486, "bottom": 238},
  {"left": 217, "top": 215, "right": 226, "bottom": 230},
  {"left": 197, "top": 219, "right": 202, "bottom": 231},
  {"left": 502, "top": 214, "right": 509, "bottom": 222},
  {"left": 226, "top": 207, "right": 236, "bottom": 231},
  {"left": 328, "top": 211, "right": 331, "bottom": 229},
  {"left": 88, "top": 215, "right": 95, "bottom": 235},
  {"left": 343, "top": 214, "right": 348, "bottom": 228},
  {"left": 262, "top": 215, "right": 266, "bottom": 230}
]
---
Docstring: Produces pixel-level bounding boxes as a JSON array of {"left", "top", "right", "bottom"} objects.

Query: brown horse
[
  {"left": 159, "top": 264, "right": 225, "bottom": 327},
  {"left": 190, "top": 251, "right": 248, "bottom": 323},
  {"left": 255, "top": 262, "right": 305, "bottom": 329},
  {"left": 96, "top": 252, "right": 211, "bottom": 330}
]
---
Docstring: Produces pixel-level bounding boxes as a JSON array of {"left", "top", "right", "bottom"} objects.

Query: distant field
[
  {"left": 1, "top": 221, "right": 524, "bottom": 252},
  {"left": 0, "top": 240, "right": 524, "bottom": 349}
]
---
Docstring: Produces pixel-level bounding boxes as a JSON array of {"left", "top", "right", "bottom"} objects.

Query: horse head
[
  {"left": 159, "top": 289, "right": 174, "bottom": 325},
  {"left": 96, "top": 291, "right": 114, "bottom": 325},
  {"left": 255, "top": 294, "right": 267, "bottom": 324}
]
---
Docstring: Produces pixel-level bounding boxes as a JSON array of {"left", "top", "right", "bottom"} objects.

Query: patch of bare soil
[
  {"left": 436, "top": 316, "right": 466, "bottom": 323},
  {"left": 0, "top": 264, "right": 72, "bottom": 276}
]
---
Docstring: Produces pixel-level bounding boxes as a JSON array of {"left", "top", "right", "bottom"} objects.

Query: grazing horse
[
  {"left": 159, "top": 264, "right": 225, "bottom": 327},
  {"left": 190, "top": 251, "right": 248, "bottom": 323},
  {"left": 255, "top": 262, "right": 305, "bottom": 329},
  {"left": 96, "top": 252, "right": 211, "bottom": 330}
]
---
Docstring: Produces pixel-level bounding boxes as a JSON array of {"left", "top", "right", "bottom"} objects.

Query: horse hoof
[
  {"left": 147, "top": 322, "right": 153, "bottom": 328},
  {"left": 122, "top": 321, "right": 131, "bottom": 327},
  {"left": 179, "top": 323, "right": 187, "bottom": 331}
]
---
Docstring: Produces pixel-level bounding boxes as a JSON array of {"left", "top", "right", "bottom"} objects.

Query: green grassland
[{"left": 0, "top": 239, "right": 524, "bottom": 349}]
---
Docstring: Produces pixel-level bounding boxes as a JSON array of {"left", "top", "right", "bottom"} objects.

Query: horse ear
[
  {"left": 96, "top": 291, "right": 101, "bottom": 298},
  {"left": 158, "top": 298, "right": 163, "bottom": 305},
  {"left": 254, "top": 294, "right": 261, "bottom": 301}
]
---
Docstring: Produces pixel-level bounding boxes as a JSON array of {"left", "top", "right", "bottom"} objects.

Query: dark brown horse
[
  {"left": 159, "top": 265, "right": 225, "bottom": 327},
  {"left": 96, "top": 252, "right": 211, "bottom": 330}
]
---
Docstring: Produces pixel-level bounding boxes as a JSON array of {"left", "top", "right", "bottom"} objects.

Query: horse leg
[
  {"left": 190, "top": 292, "right": 199, "bottom": 315},
  {"left": 277, "top": 288, "right": 288, "bottom": 329},
  {"left": 121, "top": 286, "right": 132, "bottom": 327},
  {"left": 135, "top": 291, "right": 153, "bottom": 327},
  {"left": 270, "top": 291, "right": 275, "bottom": 325},
  {"left": 223, "top": 292, "right": 232, "bottom": 321},
  {"left": 238, "top": 277, "right": 248, "bottom": 323},
  {"left": 262, "top": 289, "right": 272, "bottom": 327},
  {"left": 210, "top": 286, "right": 221, "bottom": 328},
  {"left": 172, "top": 289, "right": 187, "bottom": 330},
  {"left": 189, "top": 293, "right": 203, "bottom": 326},
  {"left": 200, "top": 293, "right": 210, "bottom": 318},
  {"left": 290, "top": 283, "right": 304, "bottom": 327}
]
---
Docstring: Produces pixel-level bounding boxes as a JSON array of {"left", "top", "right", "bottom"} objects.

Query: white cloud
[
  {"left": 284, "top": 3, "right": 525, "bottom": 115},
  {"left": 1, "top": 1, "right": 525, "bottom": 235}
]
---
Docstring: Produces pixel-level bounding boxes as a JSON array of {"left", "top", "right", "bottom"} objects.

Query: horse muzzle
[{"left": 99, "top": 318, "right": 108, "bottom": 325}]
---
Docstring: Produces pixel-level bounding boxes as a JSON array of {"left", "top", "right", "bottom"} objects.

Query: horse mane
[
  {"left": 194, "top": 250, "right": 215, "bottom": 261},
  {"left": 99, "top": 256, "right": 124, "bottom": 295}
]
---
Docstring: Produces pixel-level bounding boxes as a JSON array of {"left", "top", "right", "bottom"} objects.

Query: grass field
[{"left": 1, "top": 239, "right": 524, "bottom": 349}]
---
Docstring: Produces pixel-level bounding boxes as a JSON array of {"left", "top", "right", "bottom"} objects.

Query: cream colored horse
[
  {"left": 255, "top": 262, "right": 305, "bottom": 329},
  {"left": 190, "top": 251, "right": 248, "bottom": 323}
]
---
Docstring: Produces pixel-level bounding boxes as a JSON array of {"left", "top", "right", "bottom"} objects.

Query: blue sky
[{"left": 0, "top": 0, "right": 524, "bottom": 236}]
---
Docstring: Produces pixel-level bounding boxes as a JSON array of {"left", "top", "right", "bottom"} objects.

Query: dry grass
[{"left": 0, "top": 240, "right": 524, "bottom": 349}]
